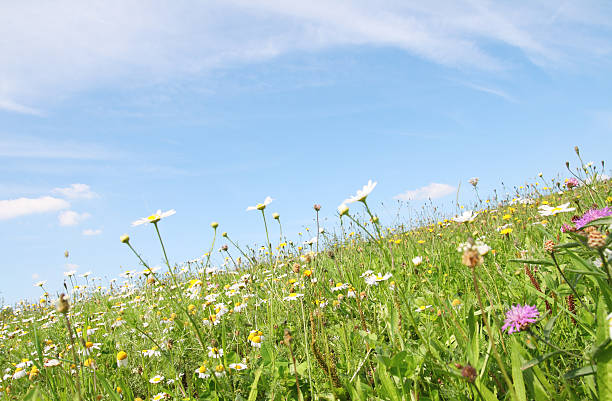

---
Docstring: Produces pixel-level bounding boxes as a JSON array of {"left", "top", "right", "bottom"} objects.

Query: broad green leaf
[
  {"left": 248, "top": 367, "right": 263, "bottom": 401},
  {"left": 511, "top": 340, "right": 527, "bottom": 401},
  {"left": 377, "top": 364, "right": 400, "bottom": 401},
  {"left": 563, "top": 365, "right": 596, "bottom": 380}
]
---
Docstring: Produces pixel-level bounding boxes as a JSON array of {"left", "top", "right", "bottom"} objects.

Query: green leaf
[
  {"left": 596, "top": 299, "right": 612, "bottom": 401},
  {"left": 521, "top": 351, "right": 561, "bottom": 371},
  {"left": 248, "top": 367, "right": 263, "bottom": 401},
  {"left": 563, "top": 365, "right": 596, "bottom": 380},
  {"left": 511, "top": 340, "right": 527, "bottom": 401},
  {"left": 543, "top": 314, "right": 559, "bottom": 342},
  {"left": 554, "top": 242, "right": 582, "bottom": 249},
  {"left": 97, "top": 373, "right": 123, "bottom": 401},
  {"left": 376, "top": 364, "right": 400, "bottom": 401}
]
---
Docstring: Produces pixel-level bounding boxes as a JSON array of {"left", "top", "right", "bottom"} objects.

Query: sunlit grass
[{"left": 1, "top": 148, "right": 611, "bottom": 400}]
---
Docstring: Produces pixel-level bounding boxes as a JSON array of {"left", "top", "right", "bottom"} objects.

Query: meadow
[{"left": 1, "top": 148, "right": 611, "bottom": 401}]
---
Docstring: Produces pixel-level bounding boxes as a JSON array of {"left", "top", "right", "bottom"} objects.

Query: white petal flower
[
  {"left": 246, "top": 196, "right": 273, "bottom": 211},
  {"left": 538, "top": 203, "right": 576, "bottom": 216},
  {"left": 344, "top": 180, "right": 377, "bottom": 204},
  {"left": 132, "top": 209, "right": 176, "bottom": 226},
  {"left": 412, "top": 256, "right": 423, "bottom": 266},
  {"left": 453, "top": 210, "right": 478, "bottom": 223}
]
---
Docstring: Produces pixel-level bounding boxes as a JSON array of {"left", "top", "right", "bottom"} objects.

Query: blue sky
[{"left": 1, "top": 1, "right": 612, "bottom": 304}]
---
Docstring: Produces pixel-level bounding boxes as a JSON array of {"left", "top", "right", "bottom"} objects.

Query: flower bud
[
  {"left": 222, "top": 232, "right": 228, "bottom": 238},
  {"left": 56, "top": 293, "right": 70, "bottom": 314},
  {"left": 272, "top": 213, "right": 280, "bottom": 220},
  {"left": 338, "top": 204, "right": 349, "bottom": 217},
  {"left": 211, "top": 222, "right": 219, "bottom": 229},
  {"left": 313, "top": 204, "right": 321, "bottom": 211},
  {"left": 120, "top": 234, "right": 130, "bottom": 244}
]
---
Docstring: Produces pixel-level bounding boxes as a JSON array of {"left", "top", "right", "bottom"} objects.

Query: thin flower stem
[
  {"left": 154, "top": 222, "right": 180, "bottom": 289},
  {"left": 63, "top": 314, "right": 82, "bottom": 401},
  {"left": 471, "top": 268, "right": 518, "bottom": 401},
  {"left": 550, "top": 252, "right": 594, "bottom": 317},
  {"left": 205, "top": 228, "right": 217, "bottom": 269},
  {"left": 260, "top": 210, "right": 273, "bottom": 265}
]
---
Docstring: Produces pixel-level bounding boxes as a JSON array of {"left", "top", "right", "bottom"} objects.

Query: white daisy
[{"left": 132, "top": 209, "right": 176, "bottom": 226}]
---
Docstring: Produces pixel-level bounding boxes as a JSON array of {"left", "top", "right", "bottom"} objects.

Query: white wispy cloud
[
  {"left": 394, "top": 183, "right": 456, "bottom": 201},
  {"left": 58, "top": 210, "right": 91, "bottom": 226},
  {"left": 0, "top": 98, "right": 43, "bottom": 116},
  {"left": 0, "top": 1, "right": 609, "bottom": 112},
  {"left": 0, "top": 136, "right": 119, "bottom": 159},
  {"left": 0, "top": 196, "right": 70, "bottom": 220},
  {"left": 52, "top": 184, "right": 98, "bottom": 200},
  {"left": 82, "top": 228, "right": 102, "bottom": 236},
  {"left": 456, "top": 81, "right": 517, "bottom": 102}
]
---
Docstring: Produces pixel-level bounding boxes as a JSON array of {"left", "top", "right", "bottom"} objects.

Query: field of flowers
[{"left": 1, "top": 149, "right": 611, "bottom": 401}]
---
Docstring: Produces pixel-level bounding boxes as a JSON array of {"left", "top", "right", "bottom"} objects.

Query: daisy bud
[
  {"left": 574, "top": 145, "right": 580, "bottom": 155},
  {"left": 222, "top": 232, "right": 228, "bottom": 238},
  {"left": 120, "top": 234, "right": 130, "bottom": 244},
  {"left": 211, "top": 222, "right": 219, "bottom": 229},
  {"left": 338, "top": 204, "right": 349, "bottom": 217},
  {"left": 56, "top": 293, "right": 70, "bottom": 314},
  {"left": 313, "top": 204, "right": 321, "bottom": 211},
  {"left": 272, "top": 213, "right": 280, "bottom": 220},
  {"left": 221, "top": 244, "right": 228, "bottom": 251}
]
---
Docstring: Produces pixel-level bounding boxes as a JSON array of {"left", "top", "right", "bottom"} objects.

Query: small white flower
[
  {"left": 34, "top": 280, "right": 47, "bottom": 287},
  {"left": 414, "top": 305, "right": 432, "bottom": 313},
  {"left": 344, "top": 180, "right": 377, "bottom": 204},
  {"left": 331, "top": 283, "right": 349, "bottom": 292},
  {"left": 12, "top": 368, "right": 27, "bottom": 380},
  {"left": 152, "top": 392, "right": 167, "bottom": 401},
  {"left": 283, "top": 293, "right": 304, "bottom": 301},
  {"left": 246, "top": 196, "right": 273, "bottom": 211},
  {"left": 412, "top": 256, "right": 423, "bottom": 266},
  {"left": 229, "top": 363, "right": 248, "bottom": 371},
  {"left": 207, "top": 347, "right": 223, "bottom": 359},
  {"left": 44, "top": 359, "right": 61, "bottom": 367},
  {"left": 538, "top": 203, "right": 576, "bottom": 216},
  {"left": 453, "top": 210, "right": 478, "bottom": 223},
  {"left": 149, "top": 374, "right": 164, "bottom": 384},
  {"left": 132, "top": 209, "right": 176, "bottom": 226}
]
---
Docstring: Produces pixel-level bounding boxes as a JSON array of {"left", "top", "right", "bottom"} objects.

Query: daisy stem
[
  {"left": 260, "top": 210, "right": 273, "bottom": 266},
  {"left": 205, "top": 227, "right": 217, "bottom": 269},
  {"left": 154, "top": 222, "right": 180, "bottom": 289}
]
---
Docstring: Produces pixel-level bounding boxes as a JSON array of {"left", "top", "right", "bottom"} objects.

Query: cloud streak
[
  {"left": 0, "top": 1, "right": 610, "bottom": 112},
  {"left": 394, "top": 183, "right": 456, "bottom": 201},
  {"left": 53, "top": 184, "right": 98, "bottom": 200},
  {"left": 0, "top": 196, "right": 70, "bottom": 220},
  {"left": 58, "top": 210, "right": 91, "bottom": 226}
]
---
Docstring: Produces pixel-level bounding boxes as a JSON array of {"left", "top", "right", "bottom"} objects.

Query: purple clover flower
[
  {"left": 574, "top": 207, "right": 612, "bottom": 230},
  {"left": 502, "top": 304, "right": 539, "bottom": 334}
]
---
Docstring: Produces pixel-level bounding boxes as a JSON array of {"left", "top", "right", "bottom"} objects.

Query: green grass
[{"left": 1, "top": 152, "right": 611, "bottom": 400}]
